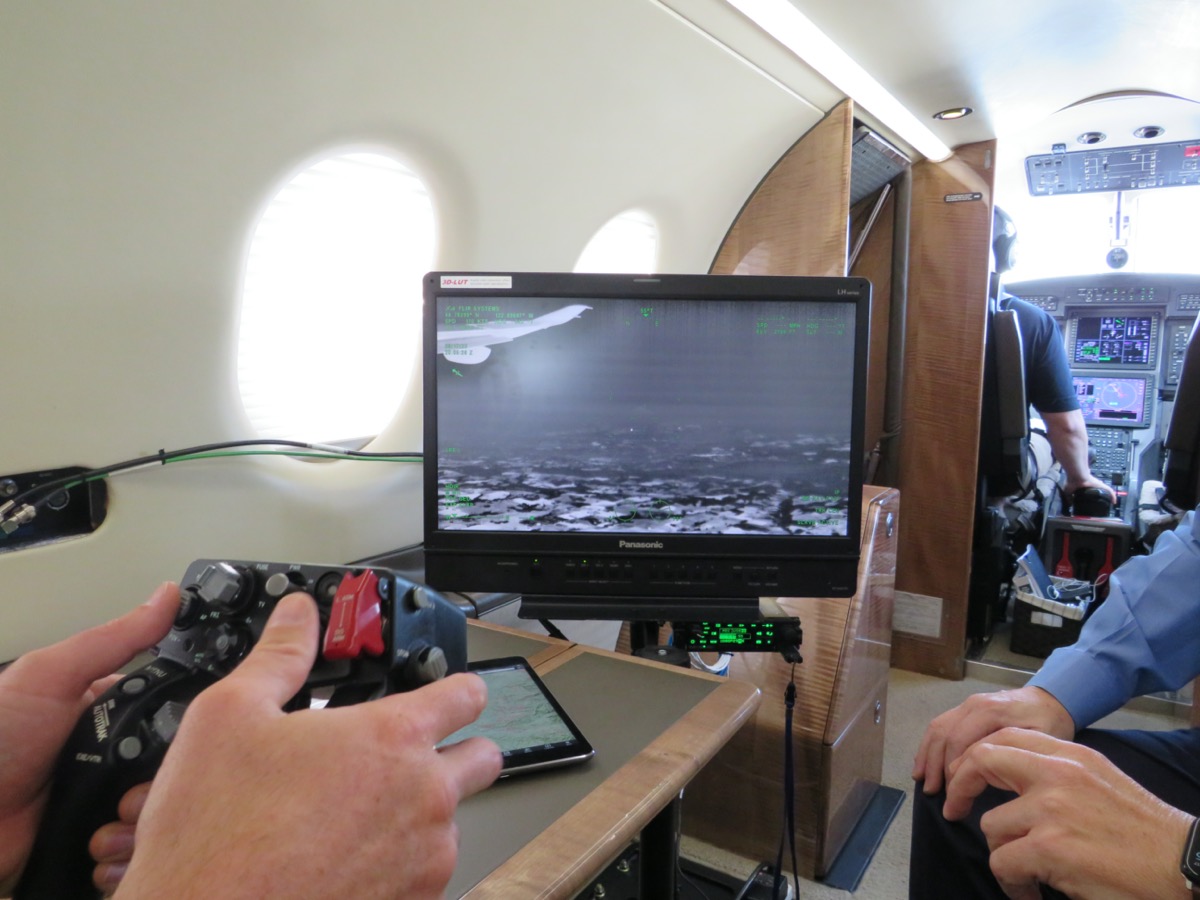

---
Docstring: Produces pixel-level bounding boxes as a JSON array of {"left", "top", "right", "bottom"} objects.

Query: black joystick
[
  {"left": 1071, "top": 486, "right": 1115, "bottom": 518},
  {"left": 14, "top": 559, "right": 467, "bottom": 900}
]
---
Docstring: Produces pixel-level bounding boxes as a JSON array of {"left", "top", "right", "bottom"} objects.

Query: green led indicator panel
[{"left": 682, "top": 621, "right": 778, "bottom": 649}]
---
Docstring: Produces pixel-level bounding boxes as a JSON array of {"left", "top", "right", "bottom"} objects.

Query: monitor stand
[{"left": 517, "top": 594, "right": 762, "bottom": 623}]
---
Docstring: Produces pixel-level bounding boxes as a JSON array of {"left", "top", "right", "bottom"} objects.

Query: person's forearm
[
  {"left": 1041, "top": 409, "right": 1093, "bottom": 487},
  {"left": 1032, "top": 510, "right": 1200, "bottom": 726},
  {"left": 1041, "top": 409, "right": 1115, "bottom": 501}
]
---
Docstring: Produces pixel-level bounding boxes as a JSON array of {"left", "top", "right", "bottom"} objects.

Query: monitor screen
[
  {"left": 422, "top": 272, "right": 870, "bottom": 619},
  {"left": 1070, "top": 314, "right": 1156, "bottom": 367},
  {"left": 1073, "top": 373, "right": 1152, "bottom": 427}
]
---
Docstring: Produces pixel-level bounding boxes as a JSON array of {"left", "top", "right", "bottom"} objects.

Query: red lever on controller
[{"left": 322, "top": 570, "right": 386, "bottom": 660}]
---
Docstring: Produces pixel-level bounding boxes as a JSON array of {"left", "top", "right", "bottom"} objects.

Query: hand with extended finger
[{"left": 112, "top": 592, "right": 501, "bottom": 900}]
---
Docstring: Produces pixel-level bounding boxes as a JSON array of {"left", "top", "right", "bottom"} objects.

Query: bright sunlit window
[
  {"left": 999, "top": 187, "right": 1200, "bottom": 281},
  {"left": 238, "top": 151, "right": 435, "bottom": 443},
  {"left": 575, "top": 209, "right": 659, "bottom": 273}
]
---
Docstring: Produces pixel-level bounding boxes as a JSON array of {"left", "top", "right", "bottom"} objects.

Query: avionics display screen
[
  {"left": 422, "top": 272, "right": 869, "bottom": 615},
  {"left": 1071, "top": 314, "right": 1155, "bottom": 366},
  {"left": 1073, "top": 374, "right": 1152, "bottom": 427}
]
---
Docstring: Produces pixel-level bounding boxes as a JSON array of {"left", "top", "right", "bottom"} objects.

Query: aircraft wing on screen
[{"left": 437, "top": 304, "right": 591, "bottom": 364}]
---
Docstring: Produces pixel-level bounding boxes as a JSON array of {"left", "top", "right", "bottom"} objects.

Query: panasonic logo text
[{"left": 618, "top": 540, "right": 664, "bottom": 549}]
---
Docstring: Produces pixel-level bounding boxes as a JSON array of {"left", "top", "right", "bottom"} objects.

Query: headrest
[{"left": 993, "top": 206, "right": 1018, "bottom": 275}]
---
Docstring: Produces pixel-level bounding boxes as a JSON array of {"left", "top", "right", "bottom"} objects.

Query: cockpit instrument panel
[
  {"left": 1026, "top": 139, "right": 1200, "bottom": 195},
  {"left": 1067, "top": 312, "right": 1159, "bottom": 369},
  {"left": 1073, "top": 373, "right": 1153, "bottom": 428}
]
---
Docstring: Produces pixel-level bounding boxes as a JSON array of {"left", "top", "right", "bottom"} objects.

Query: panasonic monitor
[{"left": 422, "top": 272, "right": 870, "bottom": 621}]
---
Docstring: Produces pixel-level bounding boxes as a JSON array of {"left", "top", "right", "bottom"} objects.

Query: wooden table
[{"left": 449, "top": 620, "right": 761, "bottom": 899}]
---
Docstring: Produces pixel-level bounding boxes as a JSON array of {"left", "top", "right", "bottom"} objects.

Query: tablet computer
[{"left": 440, "top": 656, "right": 595, "bottom": 776}]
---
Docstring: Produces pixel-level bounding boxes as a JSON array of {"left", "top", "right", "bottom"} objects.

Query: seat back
[
  {"left": 978, "top": 307, "right": 1033, "bottom": 499},
  {"left": 1164, "top": 314, "right": 1200, "bottom": 512}
]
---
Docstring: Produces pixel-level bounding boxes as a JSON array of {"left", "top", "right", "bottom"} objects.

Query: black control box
[
  {"left": 15, "top": 559, "right": 467, "bottom": 900},
  {"left": 671, "top": 617, "right": 803, "bottom": 663}
]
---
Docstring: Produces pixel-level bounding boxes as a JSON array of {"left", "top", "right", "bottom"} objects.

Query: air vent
[{"left": 850, "top": 126, "right": 911, "bottom": 205}]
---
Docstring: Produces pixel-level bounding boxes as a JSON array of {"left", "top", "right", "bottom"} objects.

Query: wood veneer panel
[
  {"left": 824, "top": 487, "right": 897, "bottom": 744},
  {"left": 709, "top": 100, "right": 852, "bottom": 277},
  {"left": 890, "top": 142, "right": 995, "bottom": 678},
  {"left": 850, "top": 190, "right": 897, "bottom": 479},
  {"left": 680, "top": 487, "right": 899, "bottom": 878}
]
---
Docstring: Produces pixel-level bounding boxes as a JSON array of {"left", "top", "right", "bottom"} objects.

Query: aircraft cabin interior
[{"left": 3, "top": 2, "right": 1200, "bottom": 899}]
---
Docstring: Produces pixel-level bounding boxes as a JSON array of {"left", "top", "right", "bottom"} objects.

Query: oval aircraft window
[
  {"left": 238, "top": 151, "right": 435, "bottom": 444},
  {"left": 575, "top": 209, "right": 659, "bottom": 273}
]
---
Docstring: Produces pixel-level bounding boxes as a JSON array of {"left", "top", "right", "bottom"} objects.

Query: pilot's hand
[
  {"left": 1067, "top": 475, "right": 1118, "bottom": 508},
  {"left": 943, "top": 727, "right": 1191, "bottom": 900},
  {"left": 912, "top": 686, "right": 1074, "bottom": 795},
  {"left": 88, "top": 782, "right": 151, "bottom": 895},
  {"left": 0, "top": 584, "right": 179, "bottom": 895},
  {"left": 114, "top": 592, "right": 502, "bottom": 900}
]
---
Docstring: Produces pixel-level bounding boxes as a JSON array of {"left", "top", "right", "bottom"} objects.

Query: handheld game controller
[{"left": 14, "top": 559, "right": 468, "bottom": 900}]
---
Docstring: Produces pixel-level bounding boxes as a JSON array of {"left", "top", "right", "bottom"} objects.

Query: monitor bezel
[{"left": 421, "top": 271, "right": 871, "bottom": 608}]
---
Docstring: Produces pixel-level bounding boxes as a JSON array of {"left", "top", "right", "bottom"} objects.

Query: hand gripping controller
[{"left": 14, "top": 559, "right": 468, "bottom": 900}]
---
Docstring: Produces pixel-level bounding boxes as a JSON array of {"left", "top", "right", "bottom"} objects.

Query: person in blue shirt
[{"left": 910, "top": 507, "right": 1200, "bottom": 898}]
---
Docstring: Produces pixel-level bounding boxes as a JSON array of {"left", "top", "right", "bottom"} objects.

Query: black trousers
[{"left": 909, "top": 727, "right": 1200, "bottom": 899}]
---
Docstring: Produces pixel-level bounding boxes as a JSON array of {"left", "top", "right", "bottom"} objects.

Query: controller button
[
  {"left": 120, "top": 676, "right": 149, "bottom": 695},
  {"left": 265, "top": 572, "right": 291, "bottom": 597},
  {"left": 322, "top": 571, "right": 386, "bottom": 661},
  {"left": 264, "top": 571, "right": 304, "bottom": 598},
  {"left": 413, "top": 646, "right": 448, "bottom": 684},
  {"left": 410, "top": 586, "right": 433, "bottom": 610},
  {"left": 117, "top": 736, "right": 143, "bottom": 760}
]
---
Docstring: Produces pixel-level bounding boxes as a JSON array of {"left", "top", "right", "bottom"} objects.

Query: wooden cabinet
[{"left": 681, "top": 485, "right": 899, "bottom": 878}]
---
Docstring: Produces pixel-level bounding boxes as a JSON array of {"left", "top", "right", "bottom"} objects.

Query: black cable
[
  {"left": 772, "top": 663, "right": 800, "bottom": 899},
  {"left": 538, "top": 619, "right": 570, "bottom": 642},
  {"left": 731, "top": 862, "right": 769, "bottom": 900},
  {"left": 0, "top": 439, "right": 422, "bottom": 535}
]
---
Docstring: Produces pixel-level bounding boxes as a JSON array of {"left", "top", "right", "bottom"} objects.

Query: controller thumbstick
[
  {"left": 205, "top": 623, "right": 247, "bottom": 663},
  {"left": 193, "top": 562, "right": 254, "bottom": 613},
  {"left": 412, "top": 645, "right": 448, "bottom": 684}
]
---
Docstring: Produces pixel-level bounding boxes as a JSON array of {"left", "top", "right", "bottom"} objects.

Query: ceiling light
[
  {"left": 723, "top": 0, "right": 952, "bottom": 161},
  {"left": 933, "top": 107, "right": 973, "bottom": 121},
  {"left": 1077, "top": 131, "right": 1106, "bottom": 145},
  {"left": 1134, "top": 125, "right": 1166, "bottom": 139}
]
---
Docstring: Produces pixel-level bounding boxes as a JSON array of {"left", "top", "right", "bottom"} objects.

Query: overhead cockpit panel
[{"left": 1026, "top": 138, "right": 1200, "bottom": 195}]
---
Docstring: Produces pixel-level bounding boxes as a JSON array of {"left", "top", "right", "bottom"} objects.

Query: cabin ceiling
[
  {"left": 785, "top": 0, "right": 1200, "bottom": 151},
  {"left": 686, "top": 0, "right": 1200, "bottom": 158}
]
